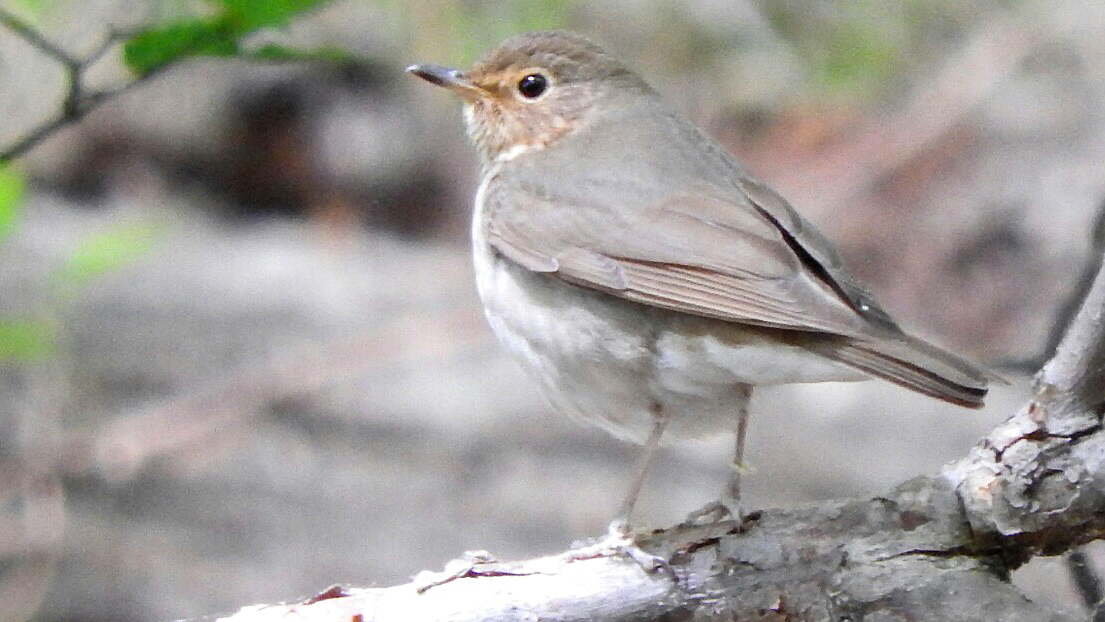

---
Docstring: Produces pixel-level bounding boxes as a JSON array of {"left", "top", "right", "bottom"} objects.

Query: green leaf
[
  {"left": 218, "top": 0, "right": 332, "bottom": 31},
  {"left": 244, "top": 43, "right": 359, "bottom": 64},
  {"left": 123, "top": 18, "right": 240, "bottom": 75},
  {"left": 0, "top": 166, "right": 25, "bottom": 243},
  {"left": 0, "top": 318, "right": 54, "bottom": 361},
  {"left": 122, "top": 0, "right": 334, "bottom": 75},
  {"left": 53, "top": 222, "right": 159, "bottom": 288}
]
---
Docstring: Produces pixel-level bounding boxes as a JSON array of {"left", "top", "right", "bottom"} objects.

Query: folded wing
[
  {"left": 483, "top": 170, "right": 888, "bottom": 337},
  {"left": 481, "top": 166, "right": 990, "bottom": 407}
]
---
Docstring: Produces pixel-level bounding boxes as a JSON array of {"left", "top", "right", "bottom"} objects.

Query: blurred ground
[{"left": 1, "top": 1, "right": 1104, "bottom": 620}]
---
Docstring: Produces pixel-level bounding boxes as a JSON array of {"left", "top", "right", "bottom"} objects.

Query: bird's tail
[{"left": 808, "top": 333, "right": 994, "bottom": 408}]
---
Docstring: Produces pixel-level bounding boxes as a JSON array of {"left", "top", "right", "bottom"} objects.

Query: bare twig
[
  {"left": 0, "top": 10, "right": 74, "bottom": 65},
  {"left": 1035, "top": 241, "right": 1105, "bottom": 419},
  {"left": 0, "top": 9, "right": 149, "bottom": 162},
  {"left": 1039, "top": 203, "right": 1105, "bottom": 370}
]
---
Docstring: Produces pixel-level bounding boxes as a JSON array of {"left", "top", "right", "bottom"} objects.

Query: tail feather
[{"left": 809, "top": 334, "right": 992, "bottom": 408}]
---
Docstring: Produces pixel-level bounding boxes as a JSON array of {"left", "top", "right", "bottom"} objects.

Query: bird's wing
[{"left": 481, "top": 167, "right": 899, "bottom": 338}]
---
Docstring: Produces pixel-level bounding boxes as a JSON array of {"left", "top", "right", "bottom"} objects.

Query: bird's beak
[{"left": 406, "top": 64, "right": 487, "bottom": 100}]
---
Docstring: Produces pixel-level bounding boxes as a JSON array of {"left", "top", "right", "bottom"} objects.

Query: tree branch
[
  {"left": 1036, "top": 247, "right": 1105, "bottom": 418},
  {"left": 945, "top": 243, "right": 1105, "bottom": 552},
  {"left": 0, "top": 9, "right": 148, "bottom": 162},
  {"left": 0, "top": 10, "right": 75, "bottom": 65},
  {"left": 205, "top": 256, "right": 1105, "bottom": 621},
  {"left": 210, "top": 478, "right": 1078, "bottom": 622},
  {"left": 0, "top": 8, "right": 354, "bottom": 164}
]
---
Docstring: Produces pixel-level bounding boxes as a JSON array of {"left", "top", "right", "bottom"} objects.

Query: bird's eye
[{"left": 517, "top": 73, "right": 548, "bottom": 99}]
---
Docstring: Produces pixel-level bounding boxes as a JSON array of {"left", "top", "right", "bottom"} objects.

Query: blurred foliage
[
  {"left": 247, "top": 42, "right": 359, "bottom": 64},
  {"left": 821, "top": 21, "right": 901, "bottom": 90},
  {"left": 123, "top": 0, "right": 335, "bottom": 75},
  {"left": 0, "top": 0, "right": 343, "bottom": 363},
  {"left": 0, "top": 166, "right": 51, "bottom": 362},
  {"left": 393, "top": 0, "right": 997, "bottom": 108},
  {"left": 401, "top": 0, "right": 577, "bottom": 66},
  {"left": 0, "top": 219, "right": 163, "bottom": 362},
  {"left": 0, "top": 0, "right": 344, "bottom": 362},
  {"left": 220, "top": 0, "right": 328, "bottom": 30},
  {"left": 760, "top": 0, "right": 987, "bottom": 99},
  {"left": 52, "top": 222, "right": 162, "bottom": 293},
  {"left": 0, "top": 162, "right": 160, "bottom": 360},
  {"left": 0, "top": 318, "right": 55, "bottom": 361},
  {"left": 0, "top": 166, "right": 25, "bottom": 244},
  {"left": 4, "top": 0, "right": 51, "bottom": 14},
  {"left": 124, "top": 19, "right": 238, "bottom": 73},
  {"left": 761, "top": 1, "right": 902, "bottom": 97}
]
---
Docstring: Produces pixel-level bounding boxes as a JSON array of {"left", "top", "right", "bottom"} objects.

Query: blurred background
[{"left": 0, "top": 0, "right": 1103, "bottom": 620}]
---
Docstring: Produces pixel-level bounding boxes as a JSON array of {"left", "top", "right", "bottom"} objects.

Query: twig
[
  {"left": 0, "top": 10, "right": 73, "bottom": 65},
  {"left": 1034, "top": 216, "right": 1105, "bottom": 420},
  {"left": 0, "top": 9, "right": 148, "bottom": 162},
  {"left": 0, "top": 9, "right": 345, "bottom": 163},
  {"left": 1039, "top": 202, "right": 1105, "bottom": 370}
]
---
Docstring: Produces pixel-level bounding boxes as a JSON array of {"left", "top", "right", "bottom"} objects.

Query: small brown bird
[{"left": 409, "top": 31, "right": 990, "bottom": 542}]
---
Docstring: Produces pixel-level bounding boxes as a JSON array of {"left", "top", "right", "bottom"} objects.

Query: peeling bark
[{"left": 947, "top": 246, "right": 1105, "bottom": 555}]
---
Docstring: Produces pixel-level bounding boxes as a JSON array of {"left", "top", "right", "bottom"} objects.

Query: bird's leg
[
  {"left": 721, "top": 392, "right": 751, "bottom": 520},
  {"left": 556, "top": 406, "right": 672, "bottom": 574},
  {"left": 683, "top": 385, "right": 752, "bottom": 526},
  {"left": 609, "top": 404, "right": 668, "bottom": 535}
]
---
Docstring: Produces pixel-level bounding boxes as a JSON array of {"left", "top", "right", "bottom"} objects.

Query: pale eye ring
[{"left": 517, "top": 73, "right": 548, "bottom": 99}]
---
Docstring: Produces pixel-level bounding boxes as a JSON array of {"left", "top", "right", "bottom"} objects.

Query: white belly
[{"left": 470, "top": 171, "right": 866, "bottom": 444}]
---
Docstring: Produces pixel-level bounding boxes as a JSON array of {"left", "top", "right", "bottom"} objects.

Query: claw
[
  {"left": 412, "top": 550, "right": 497, "bottom": 593},
  {"left": 680, "top": 500, "right": 742, "bottom": 527},
  {"left": 559, "top": 521, "right": 674, "bottom": 577}
]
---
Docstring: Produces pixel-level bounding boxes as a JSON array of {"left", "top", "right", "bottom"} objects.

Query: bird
[{"left": 408, "top": 30, "right": 990, "bottom": 545}]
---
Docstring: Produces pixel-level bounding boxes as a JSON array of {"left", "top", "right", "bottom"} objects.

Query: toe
[
  {"left": 606, "top": 518, "right": 631, "bottom": 539},
  {"left": 681, "top": 500, "right": 742, "bottom": 526}
]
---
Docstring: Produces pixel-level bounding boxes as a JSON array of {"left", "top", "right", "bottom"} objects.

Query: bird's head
[{"left": 409, "top": 31, "right": 648, "bottom": 165}]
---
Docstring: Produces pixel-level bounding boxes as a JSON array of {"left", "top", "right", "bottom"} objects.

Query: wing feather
[{"left": 483, "top": 176, "right": 875, "bottom": 336}]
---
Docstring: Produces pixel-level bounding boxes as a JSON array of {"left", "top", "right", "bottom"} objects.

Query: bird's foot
[
  {"left": 560, "top": 520, "right": 672, "bottom": 576},
  {"left": 411, "top": 550, "right": 497, "bottom": 593},
  {"left": 680, "top": 499, "right": 743, "bottom": 527}
]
